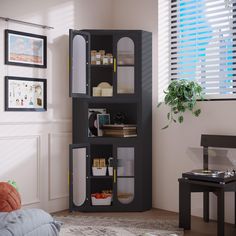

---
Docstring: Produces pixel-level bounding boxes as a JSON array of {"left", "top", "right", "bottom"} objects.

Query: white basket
[
  {"left": 92, "top": 167, "right": 107, "bottom": 176},
  {"left": 91, "top": 196, "right": 112, "bottom": 206},
  {"left": 108, "top": 167, "right": 113, "bottom": 176}
]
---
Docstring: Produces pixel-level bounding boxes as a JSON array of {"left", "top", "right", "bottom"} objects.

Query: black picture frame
[
  {"left": 5, "top": 29, "right": 47, "bottom": 68},
  {"left": 5, "top": 76, "right": 47, "bottom": 112}
]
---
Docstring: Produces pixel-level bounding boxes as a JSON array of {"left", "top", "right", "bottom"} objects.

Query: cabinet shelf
[
  {"left": 88, "top": 137, "right": 138, "bottom": 144},
  {"left": 89, "top": 136, "right": 137, "bottom": 139},
  {"left": 117, "top": 176, "right": 135, "bottom": 178},
  {"left": 83, "top": 97, "right": 138, "bottom": 103},
  {"left": 90, "top": 176, "right": 113, "bottom": 179},
  {"left": 117, "top": 64, "right": 135, "bottom": 67},
  {"left": 91, "top": 64, "right": 113, "bottom": 68}
]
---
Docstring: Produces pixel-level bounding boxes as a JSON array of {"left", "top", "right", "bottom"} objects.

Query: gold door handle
[
  {"left": 114, "top": 58, "right": 116, "bottom": 73},
  {"left": 113, "top": 169, "right": 117, "bottom": 183}
]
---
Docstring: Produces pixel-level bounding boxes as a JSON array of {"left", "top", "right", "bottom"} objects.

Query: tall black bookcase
[{"left": 69, "top": 29, "right": 152, "bottom": 212}]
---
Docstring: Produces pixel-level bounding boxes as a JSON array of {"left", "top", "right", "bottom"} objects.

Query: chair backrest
[
  {"left": 200, "top": 134, "right": 236, "bottom": 169},
  {"left": 201, "top": 134, "right": 236, "bottom": 148}
]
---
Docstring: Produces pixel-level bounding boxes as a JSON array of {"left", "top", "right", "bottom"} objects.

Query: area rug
[{"left": 54, "top": 215, "right": 183, "bottom": 236}]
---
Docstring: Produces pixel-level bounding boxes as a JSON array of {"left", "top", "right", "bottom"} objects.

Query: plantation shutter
[{"left": 170, "top": 0, "right": 236, "bottom": 99}]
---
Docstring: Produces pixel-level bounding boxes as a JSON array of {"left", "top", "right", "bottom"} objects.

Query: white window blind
[{"left": 170, "top": 0, "right": 236, "bottom": 99}]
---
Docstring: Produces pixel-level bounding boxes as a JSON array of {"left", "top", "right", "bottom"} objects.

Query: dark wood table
[{"left": 179, "top": 177, "right": 236, "bottom": 236}]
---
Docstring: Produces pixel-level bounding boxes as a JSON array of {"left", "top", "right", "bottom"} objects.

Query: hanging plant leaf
[
  {"left": 167, "top": 112, "right": 170, "bottom": 120},
  {"left": 178, "top": 115, "right": 184, "bottom": 123},
  {"left": 194, "top": 109, "right": 201, "bottom": 117},
  {"left": 162, "top": 125, "right": 169, "bottom": 130}
]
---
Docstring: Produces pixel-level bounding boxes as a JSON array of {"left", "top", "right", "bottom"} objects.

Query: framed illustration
[
  {"left": 5, "top": 76, "right": 47, "bottom": 111},
  {"left": 97, "top": 113, "right": 110, "bottom": 136},
  {"left": 5, "top": 29, "right": 47, "bottom": 68}
]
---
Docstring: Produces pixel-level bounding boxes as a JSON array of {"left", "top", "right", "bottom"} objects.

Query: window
[{"left": 170, "top": 0, "right": 236, "bottom": 99}]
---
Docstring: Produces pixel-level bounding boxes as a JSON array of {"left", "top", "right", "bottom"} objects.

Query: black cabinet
[{"left": 69, "top": 29, "right": 152, "bottom": 212}]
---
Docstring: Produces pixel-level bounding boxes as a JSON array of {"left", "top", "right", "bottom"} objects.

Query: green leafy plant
[{"left": 158, "top": 79, "right": 204, "bottom": 129}]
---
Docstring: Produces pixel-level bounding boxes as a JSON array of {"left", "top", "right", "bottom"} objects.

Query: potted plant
[{"left": 158, "top": 79, "right": 204, "bottom": 129}]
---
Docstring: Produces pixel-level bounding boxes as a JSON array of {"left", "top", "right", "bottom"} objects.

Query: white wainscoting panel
[
  {"left": 0, "top": 135, "right": 40, "bottom": 205},
  {"left": 49, "top": 132, "right": 72, "bottom": 200}
]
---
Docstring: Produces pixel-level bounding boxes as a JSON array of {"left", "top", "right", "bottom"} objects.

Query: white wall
[
  {"left": 0, "top": 0, "right": 113, "bottom": 212},
  {"left": 113, "top": 0, "right": 236, "bottom": 224},
  {"left": 2, "top": 0, "right": 235, "bottom": 222}
]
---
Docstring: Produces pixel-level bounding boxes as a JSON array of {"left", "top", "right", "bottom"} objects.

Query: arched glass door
[
  {"left": 117, "top": 147, "right": 135, "bottom": 204},
  {"left": 117, "top": 37, "right": 135, "bottom": 94}
]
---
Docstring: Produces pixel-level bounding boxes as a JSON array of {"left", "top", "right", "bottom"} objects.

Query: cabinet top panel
[{"left": 79, "top": 29, "right": 152, "bottom": 35}]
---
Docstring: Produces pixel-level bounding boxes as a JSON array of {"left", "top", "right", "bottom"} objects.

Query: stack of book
[{"left": 102, "top": 124, "right": 137, "bottom": 137}]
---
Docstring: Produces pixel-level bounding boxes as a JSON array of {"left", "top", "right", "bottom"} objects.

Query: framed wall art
[
  {"left": 5, "top": 76, "right": 47, "bottom": 111},
  {"left": 5, "top": 30, "right": 47, "bottom": 68}
]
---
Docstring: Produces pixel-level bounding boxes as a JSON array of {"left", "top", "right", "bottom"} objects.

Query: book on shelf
[
  {"left": 103, "top": 132, "right": 137, "bottom": 138},
  {"left": 103, "top": 129, "right": 136, "bottom": 135},
  {"left": 102, "top": 125, "right": 137, "bottom": 137},
  {"left": 102, "top": 124, "right": 137, "bottom": 130},
  {"left": 101, "top": 124, "right": 137, "bottom": 137}
]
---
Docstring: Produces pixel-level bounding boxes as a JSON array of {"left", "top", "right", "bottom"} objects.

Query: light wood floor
[{"left": 55, "top": 208, "right": 236, "bottom": 236}]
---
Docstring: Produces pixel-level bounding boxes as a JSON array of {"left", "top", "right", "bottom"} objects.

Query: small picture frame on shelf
[
  {"left": 97, "top": 113, "right": 110, "bottom": 136},
  {"left": 5, "top": 29, "right": 47, "bottom": 68},
  {"left": 5, "top": 76, "right": 47, "bottom": 112}
]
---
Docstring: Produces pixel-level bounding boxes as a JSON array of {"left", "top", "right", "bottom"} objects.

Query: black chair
[{"left": 179, "top": 134, "right": 236, "bottom": 236}]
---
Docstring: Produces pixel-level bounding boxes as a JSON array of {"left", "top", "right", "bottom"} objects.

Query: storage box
[
  {"left": 92, "top": 87, "right": 101, "bottom": 96},
  {"left": 91, "top": 196, "right": 112, "bottom": 206},
  {"left": 101, "top": 88, "right": 113, "bottom": 97},
  {"left": 92, "top": 167, "right": 107, "bottom": 176}
]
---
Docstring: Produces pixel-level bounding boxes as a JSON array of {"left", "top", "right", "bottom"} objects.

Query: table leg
[
  {"left": 203, "top": 191, "right": 209, "bottom": 222},
  {"left": 217, "top": 189, "right": 224, "bottom": 236},
  {"left": 179, "top": 181, "right": 191, "bottom": 229},
  {"left": 235, "top": 192, "right": 236, "bottom": 228}
]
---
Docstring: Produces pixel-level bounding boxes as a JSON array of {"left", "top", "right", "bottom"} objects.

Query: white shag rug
[{"left": 54, "top": 215, "right": 183, "bottom": 236}]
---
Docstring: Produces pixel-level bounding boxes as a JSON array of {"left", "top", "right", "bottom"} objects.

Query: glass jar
[
  {"left": 95, "top": 52, "right": 101, "bottom": 65},
  {"left": 91, "top": 50, "right": 97, "bottom": 64},
  {"left": 103, "top": 55, "right": 109, "bottom": 65},
  {"left": 107, "top": 53, "right": 113, "bottom": 64}
]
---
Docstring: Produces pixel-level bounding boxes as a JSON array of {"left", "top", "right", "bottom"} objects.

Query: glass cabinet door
[
  {"left": 69, "top": 30, "right": 90, "bottom": 97},
  {"left": 117, "top": 147, "right": 135, "bottom": 204},
  {"left": 70, "top": 145, "right": 87, "bottom": 207},
  {"left": 116, "top": 37, "right": 135, "bottom": 94}
]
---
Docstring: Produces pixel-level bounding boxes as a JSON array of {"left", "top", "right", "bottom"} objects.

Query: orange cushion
[{"left": 0, "top": 182, "right": 21, "bottom": 212}]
